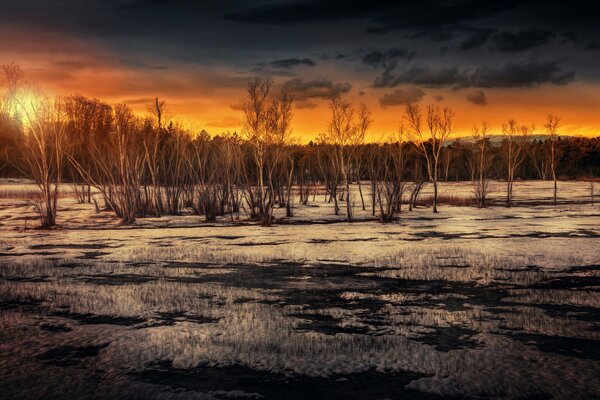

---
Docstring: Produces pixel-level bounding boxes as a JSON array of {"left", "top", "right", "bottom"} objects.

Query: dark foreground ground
[{"left": 1, "top": 251, "right": 599, "bottom": 399}]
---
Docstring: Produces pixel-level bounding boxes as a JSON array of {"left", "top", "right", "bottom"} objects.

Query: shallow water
[{"left": 1, "top": 252, "right": 599, "bottom": 400}]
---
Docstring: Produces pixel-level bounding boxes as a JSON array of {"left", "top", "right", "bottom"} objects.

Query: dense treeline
[
  {"left": 3, "top": 116, "right": 599, "bottom": 182},
  {"left": 0, "top": 63, "right": 598, "bottom": 227},
  {"left": 2, "top": 118, "right": 599, "bottom": 180}
]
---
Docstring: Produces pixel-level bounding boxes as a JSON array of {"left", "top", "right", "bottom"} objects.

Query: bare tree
[
  {"left": 355, "top": 104, "right": 371, "bottom": 211},
  {"left": 243, "top": 78, "right": 270, "bottom": 223},
  {"left": 316, "top": 138, "right": 341, "bottom": 215},
  {"left": 527, "top": 140, "right": 548, "bottom": 180},
  {"left": 404, "top": 103, "right": 454, "bottom": 213},
  {"left": 327, "top": 98, "right": 354, "bottom": 220},
  {"left": 16, "top": 93, "right": 69, "bottom": 228},
  {"left": 69, "top": 103, "right": 147, "bottom": 223},
  {"left": 503, "top": 119, "right": 532, "bottom": 207},
  {"left": 145, "top": 97, "right": 167, "bottom": 216},
  {"left": 545, "top": 114, "right": 561, "bottom": 205},
  {"left": 216, "top": 133, "right": 244, "bottom": 220},
  {"left": 375, "top": 128, "right": 408, "bottom": 222},
  {"left": 243, "top": 79, "right": 271, "bottom": 223},
  {"left": 1, "top": 62, "right": 25, "bottom": 118},
  {"left": 3, "top": 64, "right": 69, "bottom": 227},
  {"left": 265, "top": 90, "right": 294, "bottom": 222},
  {"left": 160, "top": 123, "right": 189, "bottom": 215},
  {"left": 242, "top": 78, "right": 294, "bottom": 226},
  {"left": 366, "top": 143, "right": 383, "bottom": 216},
  {"left": 186, "top": 132, "right": 220, "bottom": 221},
  {"left": 324, "top": 98, "right": 370, "bottom": 221},
  {"left": 471, "top": 121, "right": 490, "bottom": 207},
  {"left": 0, "top": 63, "right": 24, "bottom": 173},
  {"left": 407, "top": 153, "right": 426, "bottom": 211},
  {"left": 64, "top": 95, "right": 109, "bottom": 203}
]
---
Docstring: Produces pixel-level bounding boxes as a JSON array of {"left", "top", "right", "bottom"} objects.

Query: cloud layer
[
  {"left": 0, "top": 0, "right": 598, "bottom": 137},
  {"left": 467, "top": 90, "right": 487, "bottom": 105},
  {"left": 281, "top": 78, "right": 352, "bottom": 108},
  {"left": 379, "top": 87, "right": 425, "bottom": 107},
  {"left": 374, "top": 61, "right": 575, "bottom": 89}
]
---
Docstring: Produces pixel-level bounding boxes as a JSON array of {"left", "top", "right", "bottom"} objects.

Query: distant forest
[
  {"left": 2, "top": 121, "right": 599, "bottom": 180},
  {"left": 2, "top": 119, "right": 599, "bottom": 181},
  {"left": 1, "top": 63, "right": 599, "bottom": 227}
]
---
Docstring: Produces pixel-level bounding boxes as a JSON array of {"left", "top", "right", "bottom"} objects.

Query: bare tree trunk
[
  {"left": 551, "top": 140, "right": 557, "bottom": 205},
  {"left": 432, "top": 164, "right": 438, "bottom": 213},
  {"left": 404, "top": 103, "right": 454, "bottom": 215},
  {"left": 345, "top": 174, "right": 352, "bottom": 221},
  {"left": 358, "top": 180, "right": 365, "bottom": 210},
  {"left": 285, "top": 159, "right": 294, "bottom": 217},
  {"left": 371, "top": 181, "right": 376, "bottom": 216},
  {"left": 545, "top": 115, "right": 561, "bottom": 206}
]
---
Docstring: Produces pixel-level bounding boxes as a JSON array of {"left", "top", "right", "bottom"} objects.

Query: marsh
[{"left": 1, "top": 181, "right": 599, "bottom": 399}]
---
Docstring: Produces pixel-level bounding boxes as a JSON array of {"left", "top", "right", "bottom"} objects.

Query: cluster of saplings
[{"left": 0, "top": 63, "right": 598, "bottom": 228}]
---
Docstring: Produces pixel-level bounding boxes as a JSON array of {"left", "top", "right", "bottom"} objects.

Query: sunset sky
[{"left": 1, "top": 0, "right": 599, "bottom": 141}]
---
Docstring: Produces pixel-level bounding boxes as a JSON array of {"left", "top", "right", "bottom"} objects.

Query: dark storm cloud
[
  {"left": 586, "top": 42, "right": 600, "bottom": 51},
  {"left": 374, "top": 61, "right": 575, "bottom": 89},
  {"left": 459, "top": 29, "right": 556, "bottom": 53},
  {"left": 223, "top": 0, "right": 396, "bottom": 24},
  {"left": 320, "top": 53, "right": 350, "bottom": 61},
  {"left": 253, "top": 57, "right": 316, "bottom": 77},
  {"left": 362, "top": 48, "right": 415, "bottom": 68},
  {"left": 281, "top": 78, "right": 352, "bottom": 100},
  {"left": 459, "top": 28, "right": 496, "bottom": 50},
  {"left": 221, "top": 0, "right": 600, "bottom": 79},
  {"left": 0, "top": 0, "right": 597, "bottom": 93},
  {"left": 117, "top": 0, "right": 185, "bottom": 11},
  {"left": 470, "top": 61, "right": 575, "bottom": 88},
  {"left": 223, "top": 0, "right": 520, "bottom": 36},
  {"left": 490, "top": 30, "right": 555, "bottom": 52},
  {"left": 3, "top": 1, "right": 598, "bottom": 50},
  {"left": 379, "top": 87, "right": 425, "bottom": 107},
  {"left": 466, "top": 90, "right": 487, "bottom": 105},
  {"left": 224, "top": 1, "right": 598, "bottom": 34},
  {"left": 460, "top": 29, "right": 557, "bottom": 52},
  {"left": 262, "top": 58, "right": 316, "bottom": 68},
  {"left": 375, "top": 66, "right": 462, "bottom": 88}
]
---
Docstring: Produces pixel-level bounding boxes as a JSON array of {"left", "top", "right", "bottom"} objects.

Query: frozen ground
[{"left": 0, "top": 180, "right": 599, "bottom": 399}]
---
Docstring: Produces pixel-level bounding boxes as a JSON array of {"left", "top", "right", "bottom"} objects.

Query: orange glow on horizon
[
  {"left": 4, "top": 25, "right": 598, "bottom": 143},
  {"left": 26, "top": 73, "right": 600, "bottom": 143}
]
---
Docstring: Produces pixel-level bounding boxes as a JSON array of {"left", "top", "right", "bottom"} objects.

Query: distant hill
[{"left": 446, "top": 134, "right": 577, "bottom": 145}]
